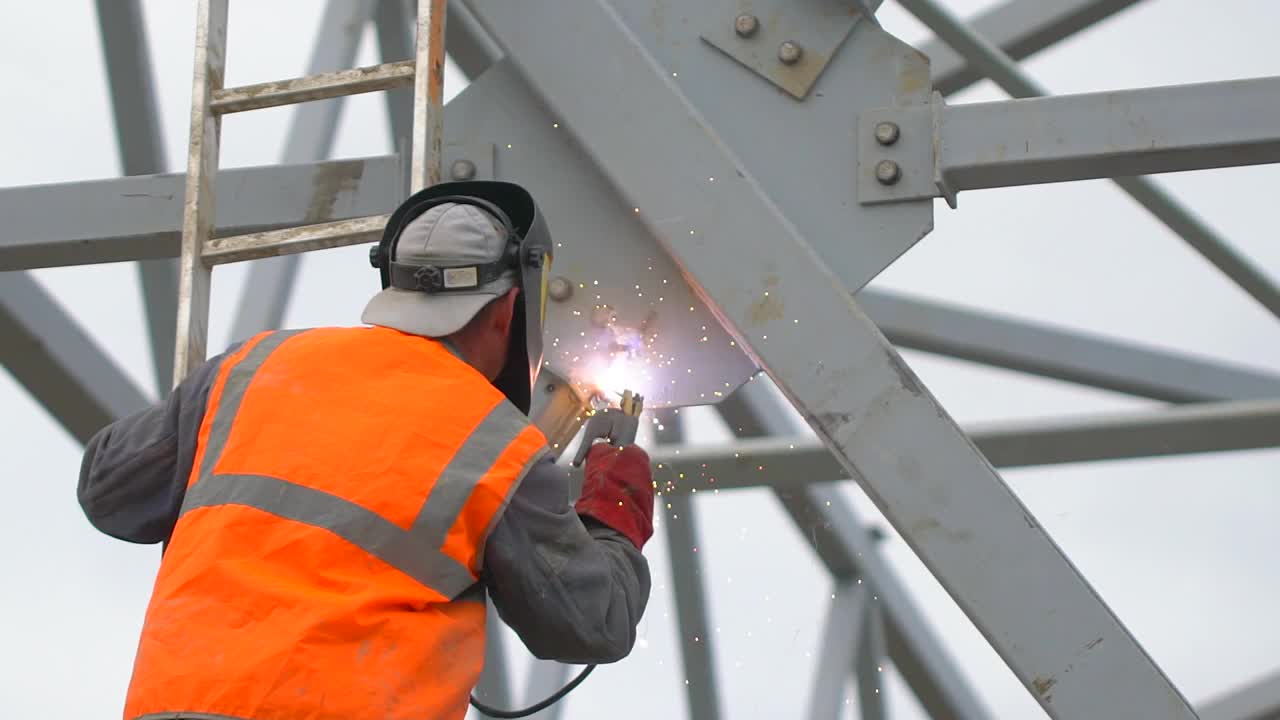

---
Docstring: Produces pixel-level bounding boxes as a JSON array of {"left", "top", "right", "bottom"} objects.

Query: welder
[{"left": 78, "top": 181, "right": 656, "bottom": 720}]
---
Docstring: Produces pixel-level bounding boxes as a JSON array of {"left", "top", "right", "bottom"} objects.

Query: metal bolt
[
  {"left": 450, "top": 158, "right": 476, "bottom": 181},
  {"left": 548, "top": 275, "right": 573, "bottom": 302},
  {"left": 545, "top": 383, "right": 557, "bottom": 393},
  {"left": 874, "top": 121, "right": 900, "bottom": 146},
  {"left": 778, "top": 41, "right": 803, "bottom": 65},
  {"left": 874, "top": 159, "right": 901, "bottom": 185},
  {"left": 734, "top": 13, "right": 759, "bottom": 38}
]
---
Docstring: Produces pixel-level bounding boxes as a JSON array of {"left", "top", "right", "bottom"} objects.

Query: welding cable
[{"left": 469, "top": 664, "right": 596, "bottom": 718}]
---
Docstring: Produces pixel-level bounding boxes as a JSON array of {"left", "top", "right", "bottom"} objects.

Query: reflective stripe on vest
[{"left": 178, "top": 329, "right": 543, "bottom": 599}]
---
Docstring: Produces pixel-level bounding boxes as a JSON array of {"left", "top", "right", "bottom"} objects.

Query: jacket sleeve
[
  {"left": 78, "top": 345, "right": 239, "bottom": 545},
  {"left": 482, "top": 456, "right": 652, "bottom": 665}
]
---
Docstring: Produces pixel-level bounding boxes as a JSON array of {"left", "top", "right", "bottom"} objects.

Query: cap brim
[{"left": 361, "top": 286, "right": 504, "bottom": 338}]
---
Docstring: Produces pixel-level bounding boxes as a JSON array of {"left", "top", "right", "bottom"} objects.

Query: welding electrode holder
[{"left": 571, "top": 390, "right": 644, "bottom": 467}]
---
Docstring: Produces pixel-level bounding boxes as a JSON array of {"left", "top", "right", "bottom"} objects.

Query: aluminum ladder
[{"left": 172, "top": 0, "right": 446, "bottom": 385}]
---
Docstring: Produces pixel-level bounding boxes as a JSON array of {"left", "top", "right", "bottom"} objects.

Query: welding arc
[{"left": 469, "top": 665, "right": 596, "bottom": 718}]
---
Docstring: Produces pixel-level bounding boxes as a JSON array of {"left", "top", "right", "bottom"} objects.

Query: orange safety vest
[{"left": 124, "top": 327, "right": 548, "bottom": 720}]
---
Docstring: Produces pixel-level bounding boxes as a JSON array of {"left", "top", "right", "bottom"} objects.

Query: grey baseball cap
[{"left": 361, "top": 201, "right": 516, "bottom": 338}]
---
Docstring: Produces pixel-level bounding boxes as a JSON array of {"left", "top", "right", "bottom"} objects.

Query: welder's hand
[
  {"left": 571, "top": 408, "right": 641, "bottom": 467},
  {"left": 575, "top": 443, "right": 655, "bottom": 550}
]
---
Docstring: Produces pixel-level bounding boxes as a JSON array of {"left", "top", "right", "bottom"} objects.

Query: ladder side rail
[{"left": 173, "top": 0, "right": 229, "bottom": 386}]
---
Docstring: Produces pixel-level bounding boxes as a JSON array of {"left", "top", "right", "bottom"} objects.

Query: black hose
[{"left": 469, "top": 664, "right": 596, "bottom": 718}]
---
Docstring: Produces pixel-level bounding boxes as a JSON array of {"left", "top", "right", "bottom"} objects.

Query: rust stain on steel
[
  {"left": 747, "top": 291, "right": 784, "bottom": 326},
  {"left": 885, "top": 350, "right": 923, "bottom": 397},
  {"left": 305, "top": 160, "right": 366, "bottom": 223},
  {"left": 1032, "top": 675, "right": 1057, "bottom": 700}
]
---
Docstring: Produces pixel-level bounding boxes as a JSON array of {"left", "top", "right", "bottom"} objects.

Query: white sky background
[{"left": 2, "top": 1, "right": 1280, "bottom": 718}]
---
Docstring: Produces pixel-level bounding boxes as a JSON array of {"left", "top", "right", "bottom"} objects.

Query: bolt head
[
  {"left": 874, "top": 121, "right": 900, "bottom": 146},
  {"left": 778, "top": 41, "right": 803, "bottom": 65},
  {"left": 734, "top": 13, "right": 759, "bottom": 38},
  {"left": 450, "top": 158, "right": 477, "bottom": 181},
  {"left": 875, "top": 159, "right": 901, "bottom": 186},
  {"left": 548, "top": 275, "right": 573, "bottom": 302}
]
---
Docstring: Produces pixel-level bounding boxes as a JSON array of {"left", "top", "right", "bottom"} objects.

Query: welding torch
[{"left": 571, "top": 389, "right": 645, "bottom": 466}]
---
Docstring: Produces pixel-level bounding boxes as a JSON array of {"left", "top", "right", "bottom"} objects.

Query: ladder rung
[
  {"left": 211, "top": 60, "right": 416, "bottom": 115},
  {"left": 203, "top": 214, "right": 391, "bottom": 265}
]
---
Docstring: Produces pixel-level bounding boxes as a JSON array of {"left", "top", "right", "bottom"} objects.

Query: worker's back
[{"left": 124, "top": 325, "right": 548, "bottom": 720}]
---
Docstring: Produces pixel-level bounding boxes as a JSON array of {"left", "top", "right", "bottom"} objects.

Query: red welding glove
[{"left": 575, "top": 442, "right": 655, "bottom": 550}]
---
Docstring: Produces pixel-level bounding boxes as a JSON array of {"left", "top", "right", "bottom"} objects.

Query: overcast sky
[{"left": 3, "top": 1, "right": 1280, "bottom": 719}]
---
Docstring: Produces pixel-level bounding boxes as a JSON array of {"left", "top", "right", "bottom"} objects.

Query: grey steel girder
[
  {"left": 716, "top": 379, "right": 991, "bottom": 720},
  {"left": 94, "top": 0, "right": 176, "bottom": 393},
  {"left": 1199, "top": 668, "right": 1280, "bottom": 720},
  {"left": 656, "top": 396, "right": 1280, "bottom": 491},
  {"left": 228, "top": 0, "right": 378, "bottom": 343},
  {"left": 858, "top": 289, "right": 1280, "bottom": 403},
  {"left": 897, "top": 0, "right": 1280, "bottom": 319},
  {"left": 859, "top": 76, "right": 1280, "bottom": 205},
  {"left": 463, "top": 1, "right": 1197, "bottom": 715},
  {"left": 655, "top": 412, "right": 724, "bottom": 720},
  {"left": 0, "top": 156, "right": 403, "bottom": 271},
  {"left": 917, "top": 0, "right": 1146, "bottom": 97},
  {"left": 523, "top": 660, "right": 569, "bottom": 720},
  {"left": 0, "top": 273, "right": 151, "bottom": 443},
  {"left": 474, "top": 603, "right": 513, "bottom": 710},
  {"left": 808, "top": 581, "right": 871, "bottom": 720}
]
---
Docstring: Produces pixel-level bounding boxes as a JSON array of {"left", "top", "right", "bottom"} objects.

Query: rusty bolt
[
  {"left": 874, "top": 121, "right": 900, "bottom": 146},
  {"left": 450, "top": 158, "right": 477, "bottom": 181},
  {"left": 778, "top": 41, "right": 803, "bottom": 65},
  {"left": 875, "top": 159, "right": 902, "bottom": 186},
  {"left": 548, "top": 276, "right": 573, "bottom": 302},
  {"left": 734, "top": 13, "right": 760, "bottom": 38}
]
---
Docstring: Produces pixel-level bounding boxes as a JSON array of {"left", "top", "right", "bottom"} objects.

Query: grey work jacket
[{"left": 78, "top": 342, "right": 650, "bottom": 666}]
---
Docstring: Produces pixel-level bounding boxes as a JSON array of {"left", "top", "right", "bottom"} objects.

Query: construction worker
[{"left": 78, "top": 181, "right": 656, "bottom": 720}]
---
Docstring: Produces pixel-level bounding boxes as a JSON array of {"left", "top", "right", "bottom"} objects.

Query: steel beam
[
  {"left": 94, "top": 0, "right": 176, "bottom": 392},
  {"left": 655, "top": 412, "right": 723, "bottom": 720},
  {"left": 522, "top": 661, "right": 570, "bottom": 720},
  {"left": 897, "top": 0, "right": 1280, "bottom": 320},
  {"left": 229, "top": 0, "right": 376, "bottom": 343},
  {"left": 858, "top": 289, "right": 1280, "bottom": 403},
  {"left": 375, "top": 0, "right": 415, "bottom": 152},
  {"left": 1199, "top": 669, "right": 1280, "bottom": 720},
  {"left": 0, "top": 273, "right": 151, "bottom": 443},
  {"left": 473, "top": 604, "right": 513, "bottom": 712},
  {"left": 808, "top": 581, "right": 870, "bottom": 720},
  {"left": 467, "top": 1, "right": 1195, "bottom": 715},
  {"left": 862, "top": 77, "right": 1280, "bottom": 203},
  {"left": 856, "top": 593, "right": 889, "bottom": 720},
  {"left": 0, "top": 156, "right": 403, "bottom": 271},
  {"left": 658, "top": 397, "right": 1280, "bottom": 490},
  {"left": 446, "top": 0, "right": 502, "bottom": 79},
  {"left": 717, "top": 381, "right": 992, "bottom": 720},
  {"left": 918, "top": 0, "right": 1146, "bottom": 97}
]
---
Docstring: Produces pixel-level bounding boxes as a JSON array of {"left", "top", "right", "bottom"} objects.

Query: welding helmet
[{"left": 366, "top": 181, "right": 553, "bottom": 414}]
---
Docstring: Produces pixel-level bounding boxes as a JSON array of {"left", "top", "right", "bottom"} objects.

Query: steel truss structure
[{"left": 4, "top": 1, "right": 1280, "bottom": 718}]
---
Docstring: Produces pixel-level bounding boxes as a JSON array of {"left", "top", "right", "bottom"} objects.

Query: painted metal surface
[
  {"left": 0, "top": 273, "right": 151, "bottom": 443},
  {"left": 655, "top": 413, "right": 724, "bottom": 720},
  {"left": 1199, "top": 668, "right": 1280, "bottom": 720},
  {"left": 858, "top": 77, "right": 1280, "bottom": 203},
  {"left": 716, "top": 380, "right": 992, "bottom": 720},
  {"left": 462, "top": 2, "right": 1196, "bottom": 713},
  {"left": 698, "top": 0, "right": 863, "bottom": 99},
  {"left": 94, "top": 0, "right": 175, "bottom": 393},
  {"left": 655, "top": 397, "right": 1280, "bottom": 490},
  {"left": 445, "top": 61, "right": 757, "bottom": 408},
  {"left": 922, "top": 0, "right": 1146, "bottom": 96},
  {"left": 808, "top": 581, "right": 870, "bottom": 719},
  {"left": 898, "top": 0, "right": 1280, "bottom": 320},
  {"left": 858, "top": 288, "right": 1280, "bottom": 403}
]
